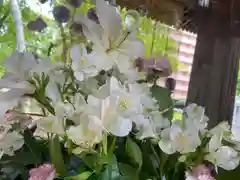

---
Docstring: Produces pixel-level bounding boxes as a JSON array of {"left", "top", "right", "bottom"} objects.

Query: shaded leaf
[
  {"left": 81, "top": 153, "right": 101, "bottom": 171},
  {"left": 150, "top": 84, "right": 173, "bottom": 120},
  {"left": 125, "top": 138, "right": 142, "bottom": 169},
  {"left": 64, "top": 171, "right": 93, "bottom": 180},
  {"left": 98, "top": 155, "right": 122, "bottom": 180},
  {"left": 49, "top": 135, "right": 67, "bottom": 176},
  {"left": 119, "top": 163, "right": 139, "bottom": 180}
]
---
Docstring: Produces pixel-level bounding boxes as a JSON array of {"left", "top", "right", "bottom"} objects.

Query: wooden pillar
[{"left": 187, "top": 2, "right": 240, "bottom": 128}]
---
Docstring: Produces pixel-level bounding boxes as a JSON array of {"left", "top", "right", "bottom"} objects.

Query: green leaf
[
  {"left": 23, "top": 130, "right": 42, "bottom": 164},
  {"left": 64, "top": 171, "right": 93, "bottom": 180},
  {"left": 119, "top": 163, "right": 139, "bottom": 180},
  {"left": 81, "top": 153, "right": 101, "bottom": 171},
  {"left": 49, "top": 135, "right": 67, "bottom": 176},
  {"left": 125, "top": 137, "right": 142, "bottom": 170},
  {"left": 98, "top": 155, "right": 122, "bottom": 180},
  {"left": 150, "top": 84, "right": 173, "bottom": 120}
]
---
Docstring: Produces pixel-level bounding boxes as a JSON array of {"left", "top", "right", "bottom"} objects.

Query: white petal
[
  {"left": 158, "top": 139, "right": 176, "bottom": 154},
  {"left": 74, "top": 14, "right": 106, "bottom": 48},
  {"left": 55, "top": 102, "right": 74, "bottom": 118},
  {"left": 105, "top": 116, "right": 132, "bottom": 137},
  {"left": 45, "top": 81, "right": 61, "bottom": 104},
  {"left": 119, "top": 38, "right": 145, "bottom": 59},
  {"left": 88, "top": 115, "right": 103, "bottom": 131},
  {"left": 218, "top": 146, "right": 238, "bottom": 158},
  {"left": 74, "top": 71, "right": 85, "bottom": 81},
  {"left": 30, "top": 57, "right": 53, "bottom": 75},
  {"left": 109, "top": 76, "right": 121, "bottom": 93},
  {"left": 36, "top": 116, "right": 65, "bottom": 135},
  {"left": 67, "top": 125, "right": 85, "bottom": 145},
  {"left": 96, "top": 0, "right": 122, "bottom": 40},
  {"left": 73, "top": 93, "right": 86, "bottom": 107},
  {"left": 0, "top": 131, "right": 24, "bottom": 156},
  {"left": 185, "top": 103, "right": 198, "bottom": 116},
  {"left": 5, "top": 51, "right": 36, "bottom": 76},
  {"left": 125, "top": 10, "right": 141, "bottom": 32},
  {"left": 218, "top": 158, "right": 240, "bottom": 170},
  {"left": 93, "top": 84, "right": 110, "bottom": 99},
  {"left": 0, "top": 89, "right": 27, "bottom": 120},
  {"left": 210, "top": 121, "right": 230, "bottom": 135},
  {"left": 70, "top": 44, "right": 87, "bottom": 62},
  {"left": 208, "top": 134, "right": 222, "bottom": 152},
  {"left": 115, "top": 53, "right": 131, "bottom": 73}
]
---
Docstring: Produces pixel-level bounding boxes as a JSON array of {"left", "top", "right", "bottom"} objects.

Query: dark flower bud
[
  {"left": 165, "top": 77, "right": 176, "bottom": 91},
  {"left": 53, "top": 5, "right": 70, "bottom": 23},
  {"left": 27, "top": 17, "right": 47, "bottom": 32},
  {"left": 87, "top": 8, "right": 100, "bottom": 24},
  {"left": 67, "top": 0, "right": 83, "bottom": 8},
  {"left": 39, "top": 0, "right": 48, "bottom": 4}
]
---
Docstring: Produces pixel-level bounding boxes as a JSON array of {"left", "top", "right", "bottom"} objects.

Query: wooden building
[{"left": 117, "top": 0, "right": 240, "bottom": 128}]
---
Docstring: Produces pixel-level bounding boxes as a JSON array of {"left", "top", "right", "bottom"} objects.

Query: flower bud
[
  {"left": 39, "top": 0, "right": 48, "bottom": 4},
  {"left": 27, "top": 17, "right": 47, "bottom": 32},
  {"left": 165, "top": 77, "right": 176, "bottom": 91},
  {"left": 53, "top": 5, "right": 70, "bottom": 23},
  {"left": 67, "top": 0, "right": 83, "bottom": 8}
]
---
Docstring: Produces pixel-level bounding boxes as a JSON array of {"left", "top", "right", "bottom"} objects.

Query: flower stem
[
  {"left": 102, "top": 134, "right": 108, "bottom": 156},
  {"left": 108, "top": 137, "right": 117, "bottom": 155},
  {"left": 59, "top": 23, "right": 70, "bottom": 67},
  {"left": 67, "top": 139, "right": 73, "bottom": 155}
]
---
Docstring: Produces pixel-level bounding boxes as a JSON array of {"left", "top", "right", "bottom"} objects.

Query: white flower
[
  {"left": 128, "top": 83, "right": 157, "bottom": 110},
  {"left": 87, "top": 94, "right": 133, "bottom": 137},
  {"left": 158, "top": 121, "right": 201, "bottom": 154},
  {"left": 184, "top": 104, "right": 209, "bottom": 132},
  {"left": 75, "top": 77, "right": 141, "bottom": 137},
  {"left": 54, "top": 101, "right": 75, "bottom": 119},
  {"left": 204, "top": 133, "right": 240, "bottom": 170},
  {"left": 136, "top": 111, "right": 170, "bottom": 140},
  {"left": 209, "top": 121, "right": 231, "bottom": 137},
  {"left": 74, "top": 0, "right": 144, "bottom": 74},
  {"left": 0, "top": 51, "right": 37, "bottom": 119},
  {"left": 70, "top": 44, "right": 99, "bottom": 81},
  {"left": 66, "top": 116, "right": 103, "bottom": 149},
  {"left": 36, "top": 101, "right": 76, "bottom": 135},
  {"left": 0, "top": 130, "right": 24, "bottom": 157},
  {"left": 36, "top": 116, "right": 65, "bottom": 135}
]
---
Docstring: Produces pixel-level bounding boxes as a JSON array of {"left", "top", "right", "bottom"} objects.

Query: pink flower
[
  {"left": 185, "top": 164, "right": 215, "bottom": 180},
  {"left": 4, "top": 112, "right": 32, "bottom": 127},
  {"left": 198, "top": 174, "right": 215, "bottom": 180},
  {"left": 4, "top": 112, "right": 14, "bottom": 121},
  {"left": 28, "top": 163, "right": 56, "bottom": 180}
]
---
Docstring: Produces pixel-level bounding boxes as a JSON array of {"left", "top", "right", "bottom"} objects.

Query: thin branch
[
  {"left": 59, "top": 23, "right": 69, "bottom": 66},
  {"left": 10, "top": 0, "right": 25, "bottom": 52}
]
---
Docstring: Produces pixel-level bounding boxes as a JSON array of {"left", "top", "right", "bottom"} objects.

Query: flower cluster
[{"left": 0, "top": 0, "right": 240, "bottom": 180}]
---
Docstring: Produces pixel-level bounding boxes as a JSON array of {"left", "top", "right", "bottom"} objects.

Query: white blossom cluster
[{"left": 0, "top": 0, "right": 239, "bottom": 173}]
